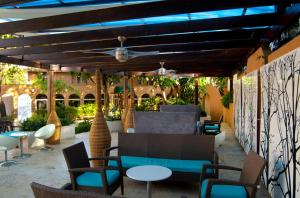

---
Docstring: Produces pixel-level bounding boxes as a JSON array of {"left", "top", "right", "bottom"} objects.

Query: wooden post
[
  {"left": 89, "top": 69, "right": 111, "bottom": 167},
  {"left": 47, "top": 70, "right": 62, "bottom": 144},
  {"left": 194, "top": 79, "right": 199, "bottom": 105},
  {"left": 103, "top": 75, "right": 109, "bottom": 117},
  {"left": 124, "top": 76, "right": 134, "bottom": 133},
  {"left": 121, "top": 74, "right": 128, "bottom": 131}
]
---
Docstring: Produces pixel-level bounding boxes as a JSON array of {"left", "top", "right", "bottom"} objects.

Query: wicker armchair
[
  {"left": 31, "top": 182, "right": 122, "bottom": 198},
  {"left": 62, "top": 142, "right": 124, "bottom": 195},
  {"left": 200, "top": 151, "right": 266, "bottom": 198},
  {"left": 203, "top": 115, "right": 223, "bottom": 135}
]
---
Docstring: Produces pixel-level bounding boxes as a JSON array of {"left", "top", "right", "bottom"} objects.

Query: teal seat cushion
[
  {"left": 1, "top": 131, "right": 19, "bottom": 138},
  {"left": 205, "top": 125, "right": 219, "bottom": 131},
  {"left": 76, "top": 170, "right": 120, "bottom": 188},
  {"left": 109, "top": 156, "right": 212, "bottom": 173},
  {"left": 201, "top": 179, "right": 247, "bottom": 198}
]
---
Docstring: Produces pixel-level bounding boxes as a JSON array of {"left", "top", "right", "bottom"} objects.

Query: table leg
[
  {"left": 147, "top": 181, "right": 152, "bottom": 198},
  {"left": 13, "top": 136, "right": 31, "bottom": 159},
  {"left": 20, "top": 137, "right": 24, "bottom": 157}
]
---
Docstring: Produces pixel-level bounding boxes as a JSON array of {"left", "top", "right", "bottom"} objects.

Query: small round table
[
  {"left": 126, "top": 165, "right": 172, "bottom": 198},
  {"left": 10, "top": 132, "right": 32, "bottom": 159}
]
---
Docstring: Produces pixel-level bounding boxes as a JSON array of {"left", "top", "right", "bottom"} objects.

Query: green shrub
[
  {"left": 75, "top": 120, "right": 92, "bottom": 134},
  {"left": 166, "top": 97, "right": 188, "bottom": 105},
  {"left": 77, "top": 103, "right": 96, "bottom": 118},
  {"left": 56, "top": 103, "right": 77, "bottom": 126},
  {"left": 135, "top": 96, "right": 163, "bottom": 111},
  {"left": 21, "top": 114, "right": 47, "bottom": 131},
  {"left": 221, "top": 92, "right": 232, "bottom": 109}
]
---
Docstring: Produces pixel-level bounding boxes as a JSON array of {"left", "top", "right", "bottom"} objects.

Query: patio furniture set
[
  {"left": 43, "top": 132, "right": 266, "bottom": 198},
  {"left": 0, "top": 124, "right": 55, "bottom": 167}
]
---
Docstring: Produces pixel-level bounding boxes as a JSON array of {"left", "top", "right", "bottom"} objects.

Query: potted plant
[{"left": 106, "top": 104, "right": 122, "bottom": 133}]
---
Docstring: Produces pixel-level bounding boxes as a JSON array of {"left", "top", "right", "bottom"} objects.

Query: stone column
[
  {"left": 47, "top": 70, "right": 62, "bottom": 145},
  {"left": 124, "top": 76, "right": 134, "bottom": 133},
  {"left": 89, "top": 69, "right": 111, "bottom": 167}
]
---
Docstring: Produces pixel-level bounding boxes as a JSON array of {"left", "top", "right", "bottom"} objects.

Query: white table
[
  {"left": 126, "top": 165, "right": 172, "bottom": 198},
  {"left": 11, "top": 132, "right": 32, "bottom": 159}
]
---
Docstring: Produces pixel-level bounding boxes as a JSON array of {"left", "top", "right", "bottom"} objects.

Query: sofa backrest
[
  {"left": 134, "top": 111, "right": 197, "bottom": 134},
  {"left": 118, "top": 133, "right": 215, "bottom": 161},
  {"left": 160, "top": 104, "right": 201, "bottom": 119}
]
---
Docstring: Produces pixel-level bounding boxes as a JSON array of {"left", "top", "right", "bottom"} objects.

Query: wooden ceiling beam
[
  {"left": 0, "top": 0, "right": 35, "bottom": 6},
  {"left": 39, "top": 46, "right": 250, "bottom": 65},
  {"left": 1, "top": 38, "right": 256, "bottom": 56},
  {"left": 17, "top": 47, "right": 249, "bottom": 61},
  {"left": 0, "top": 14, "right": 276, "bottom": 48},
  {"left": 0, "top": 0, "right": 287, "bottom": 34},
  {"left": 0, "top": 55, "right": 48, "bottom": 69}
]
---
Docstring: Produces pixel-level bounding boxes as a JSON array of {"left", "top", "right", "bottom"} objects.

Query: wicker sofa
[{"left": 106, "top": 133, "right": 218, "bottom": 182}]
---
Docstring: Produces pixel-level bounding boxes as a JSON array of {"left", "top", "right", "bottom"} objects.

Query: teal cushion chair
[
  {"left": 203, "top": 116, "right": 223, "bottom": 135},
  {"left": 62, "top": 142, "right": 124, "bottom": 195},
  {"left": 199, "top": 151, "right": 266, "bottom": 198}
]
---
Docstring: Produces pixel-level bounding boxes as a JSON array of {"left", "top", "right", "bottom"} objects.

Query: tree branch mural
[
  {"left": 260, "top": 48, "right": 300, "bottom": 198},
  {"left": 242, "top": 71, "right": 258, "bottom": 153},
  {"left": 234, "top": 72, "right": 258, "bottom": 153},
  {"left": 234, "top": 76, "right": 242, "bottom": 141}
]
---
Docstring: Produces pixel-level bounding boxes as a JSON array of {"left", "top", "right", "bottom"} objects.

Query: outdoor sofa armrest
[
  {"left": 200, "top": 164, "right": 242, "bottom": 183},
  {"left": 204, "top": 178, "right": 259, "bottom": 198},
  {"left": 104, "top": 146, "right": 119, "bottom": 156},
  {"left": 204, "top": 121, "right": 220, "bottom": 125},
  {"left": 89, "top": 156, "right": 122, "bottom": 168}
]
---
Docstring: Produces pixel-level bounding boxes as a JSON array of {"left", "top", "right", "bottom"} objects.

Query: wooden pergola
[
  {"left": 0, "top": 0, "right": 299, "bottom": 75},
  {"left": 0, "top": 0, "right": 299, "bottom": 166}
]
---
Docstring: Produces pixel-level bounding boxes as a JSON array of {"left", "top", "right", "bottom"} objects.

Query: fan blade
[
  {"left": 101, "top": 49, "right": 116, "bottom": 57},
  {"left": 128, "top": 50, "right": 160, "bottom": 58}
]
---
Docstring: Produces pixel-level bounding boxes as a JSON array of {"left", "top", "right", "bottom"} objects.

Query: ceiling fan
[
  {"left": 94, "top": 36, "right": 160, "bottom": 63},
  {"left": 139, "top": 62, "right": 176, "bottom": 76}
]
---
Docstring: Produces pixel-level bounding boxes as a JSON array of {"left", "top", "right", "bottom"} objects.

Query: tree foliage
[
  {"left": 33, "top": 72, "right": 77, "bottom": 94},
  {"left": 0, "top": 63, "right": 26, "bottom": 85}
]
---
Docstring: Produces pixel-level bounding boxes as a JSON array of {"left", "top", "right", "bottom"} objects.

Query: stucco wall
[{"left": 204, "top": 84, "right": 223, "bottom": 121}]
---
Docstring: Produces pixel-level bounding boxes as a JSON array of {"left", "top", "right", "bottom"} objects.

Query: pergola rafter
[{"left": 0, "top": 0, "right": 298, "bottom": 75}]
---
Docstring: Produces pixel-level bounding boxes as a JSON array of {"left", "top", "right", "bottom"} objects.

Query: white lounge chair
[
  {"left": 0, "top": 134, "right": 18, "bottom": 167},
  {"left": 34, "top": 124, "right": 55, "bottom": 151}
]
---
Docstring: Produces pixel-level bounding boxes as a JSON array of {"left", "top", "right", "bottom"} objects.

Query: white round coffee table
[
  {"left": 11, "top": 132, "right": 32, "bottom": 159},
  {"left": 126, "top": 165, "right": 172, "bottom": 198}
]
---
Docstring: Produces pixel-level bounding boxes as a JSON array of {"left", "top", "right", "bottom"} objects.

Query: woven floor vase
[
  {"left": 124, "top": 104, "right": 134, "bottom": 133},
  {"left": 89, "top": 69, "right": 111, "bottom": 167},
  {"left": 46, "top": 111, "right": 62, "bottom": 145},
  {"left": 121, "top": 108, "right": 127, "bottom": 131},
  {"left": 89, "top": 108, "right": 111, "bottom": 167}
]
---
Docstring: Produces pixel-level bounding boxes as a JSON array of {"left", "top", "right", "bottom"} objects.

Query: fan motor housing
[{"left": 115, "top": 47, "right": 129, "bottom": 62}]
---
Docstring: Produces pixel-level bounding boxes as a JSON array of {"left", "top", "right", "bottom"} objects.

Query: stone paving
[{"left": 0, "top": 123, "right": 270, "bottom": 198}]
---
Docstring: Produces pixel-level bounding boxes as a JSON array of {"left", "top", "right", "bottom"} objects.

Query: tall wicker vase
[
  {"left": 89, "top": 70, "right": 111, "bottom": 167},
  {"left": 47, "top": 111, "right": 62, "bottom": 144},
  {"left": 124, "top": 103, "right": 133, "bottom": 133},
  {"left": 121, "top": 107, "right": 127, "bottom": 131},
  {"left": 47, "top": 70, "right": 61, "bottom": 144}
]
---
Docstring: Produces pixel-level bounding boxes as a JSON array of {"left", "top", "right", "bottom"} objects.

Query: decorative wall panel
[
  {"left": 260, "top": 48, "right": 300, "bottom": 198},
  {"left": 242, "top": 71, "right": 258, "bottom": 153},
  {"left": 233, "top": 75, "right": 242, "bottom": 141}
]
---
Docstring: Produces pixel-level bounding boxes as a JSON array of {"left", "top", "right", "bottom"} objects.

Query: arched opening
[
  {"left": 36, "top": 94, "right": 47, "bottom": 110},
  {"left": 55, "top": 94, "right": 65, "bottom": 106},
  {"left": 84, "top": 94, "right": 95, "bottom": 104},
  {"left": 155, "top": 93, "right": 163, "bottom": 98},
  {"left": 141, "top": 94, "right": 150, "bottom": 100},
  {"left": 68, "top": 94, "right": 80, "bottom": 107}
]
